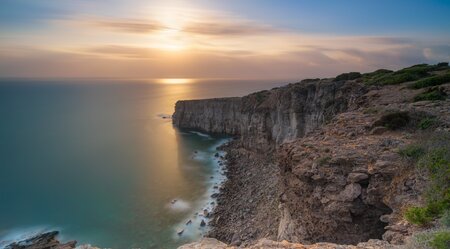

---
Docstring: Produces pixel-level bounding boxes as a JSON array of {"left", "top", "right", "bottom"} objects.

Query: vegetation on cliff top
[
  {"left": 401, "top": 132, "right": 450, "bottom": 249},
  {"left": 414, "top": 87, "right": 448, "bottom": 102},
  {"left": 362, "top": 63, "right": 450, "bottom": 86},
  {"left": 401, "top": 132, "right": 450, "bottom": 226}
]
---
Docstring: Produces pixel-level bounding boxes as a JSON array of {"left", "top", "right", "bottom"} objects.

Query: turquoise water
[{"left": 0, "top": 79, "right": 288, "bottom": 249}]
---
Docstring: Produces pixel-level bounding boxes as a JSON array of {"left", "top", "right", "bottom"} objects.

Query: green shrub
[
  {"left": 405, "top": 206, "right": 434, "bottom": 225},
  {"left": 399, "top": 144, "right": 426, "bottom": 159},
  {"left": 362, "top": 69, "right": 393, "bottom": 85},
  {"left": 429, "top": 230, "right": 450, "bottom": 249},
  {"left": 334, "top": 72, "right": 362, "bottom": 81},
  {"left": 414, "top": 88, "right": 447, "bottom": 102},
  {"left": 419, "top": 117, "right": 436, "bottom": 130},
  {"left": 364, "top": 64, "right": 448, "bottom": 85},
  {"left": 437, "top": 62, "right": 449, "bottom": 68},
  {"left": 373, "top": 111, "right": 410, "bottom": 130},
  {"left": 410, "top": 73, "right": 450, "bottom": 89}
]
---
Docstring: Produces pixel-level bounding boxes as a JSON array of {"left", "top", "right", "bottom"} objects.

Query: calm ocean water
[{"left": 0, "top": 79, "right": 290, "bottom": 249}]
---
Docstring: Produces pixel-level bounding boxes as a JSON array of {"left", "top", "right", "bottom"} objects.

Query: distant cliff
[{"left": 173, "top": 79, "right": 365, "bottom": 151}]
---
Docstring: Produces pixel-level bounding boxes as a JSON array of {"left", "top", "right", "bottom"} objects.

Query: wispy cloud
[
  {"left": 93, "top": 19, "right": 164, "bottom": 33},
  {"left": 88, "top": 15, "right": 279, "bottom": 36}
]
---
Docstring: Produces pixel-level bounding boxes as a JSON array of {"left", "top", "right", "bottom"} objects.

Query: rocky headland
[{"left": 174, "top": 63, "right": 450, "bottom": 249}]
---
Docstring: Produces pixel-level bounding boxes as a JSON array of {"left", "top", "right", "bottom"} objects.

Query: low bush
[
  {"left": 399, "top": 144, "right": 426, "bottom": 159},
  {"left": 414, "top": 88, "right": 447, "bottom": 102},
  {"left": 373, "top": 111, "right": 410, "bottom": 130},
  {"left": 334, "top": 72, "right": 362, "bottom": 82},
  {"left": 437, "top": 62, "right": 449, "bottom": 68},
  {"left": 405, "top": 206, "right": 434, "bottom": 225},
  {"left": 410, "top": 73, "right": 450, "bottom": 89},
  {"left": 364, "top": 63, "right": 449, "bottom": 86},
  {"left": 419, "top": 117, "right": 436, "bottom": 130}
]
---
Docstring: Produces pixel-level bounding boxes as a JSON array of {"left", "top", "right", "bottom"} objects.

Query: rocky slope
[{"left": 173, "top": 64, "right": 450, "bottom": 248}]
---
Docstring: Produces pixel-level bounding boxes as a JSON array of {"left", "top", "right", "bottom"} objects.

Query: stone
[
  {"left": 200, "top": 219, "right": 206, "bottom": 227},
  {"left": 339, "top": 183, "right": 362, "bottom": 202},
  {"left": 347, "top": 172, "right": 369, "bottom": 183}
]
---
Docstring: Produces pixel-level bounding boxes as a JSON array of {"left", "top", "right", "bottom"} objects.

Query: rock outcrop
[{"left": 5, "top": 231, "right": 77, "bottom": 249}]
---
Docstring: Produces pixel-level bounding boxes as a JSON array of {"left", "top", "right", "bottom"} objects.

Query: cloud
[
  {"left": 183, "top": 20, "right": 277, "bottom": 36},
  {"left": 93, "top": 19, "right": 165, "bottom": 33},
  {"left": 85, "top": 14, "right": 279, "bottom": 36}
]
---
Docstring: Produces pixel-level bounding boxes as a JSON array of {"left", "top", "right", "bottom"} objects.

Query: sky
[{"left": 1, "top": 0, "right": 450, "bottom": 79}]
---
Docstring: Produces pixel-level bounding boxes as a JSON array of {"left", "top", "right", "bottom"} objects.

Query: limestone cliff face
[{"left": 173, "top": 80, "right": 365, "bottom": 151}]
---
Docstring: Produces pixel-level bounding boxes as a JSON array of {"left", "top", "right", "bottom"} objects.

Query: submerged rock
[{"left": 5, "top": 231, "right": 77, "bottom": 249}]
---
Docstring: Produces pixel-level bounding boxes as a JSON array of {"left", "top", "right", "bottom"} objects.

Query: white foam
[
  {"left": 173, "top": 138, "right": 231, "bottom": 240},
  {"left": 189, "top": 131, "right": 212, "bottom": 139},
  {"left": 167, "top": 199, "right": 191, "bottom": 212}
]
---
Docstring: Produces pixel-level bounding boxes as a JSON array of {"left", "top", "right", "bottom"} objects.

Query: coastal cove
[{"left": 0, "top": 79, "right": 287, "bottom": 249}]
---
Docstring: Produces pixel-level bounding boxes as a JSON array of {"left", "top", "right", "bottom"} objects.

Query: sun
[
  {"left": 151, "top": 7, "right": 190, "bottom": 52},
  {"left": 156, "top": 28, "right": 187, "bottom": 51}
]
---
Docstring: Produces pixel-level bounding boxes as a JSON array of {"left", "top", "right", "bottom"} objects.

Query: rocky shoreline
[{"left": 207, "top": 140, "right": 280, "bottom": 246}]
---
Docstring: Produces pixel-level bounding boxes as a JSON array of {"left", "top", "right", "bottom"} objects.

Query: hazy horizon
[{"left": 1, "top": 0, "right": 450, "bottom": 79}]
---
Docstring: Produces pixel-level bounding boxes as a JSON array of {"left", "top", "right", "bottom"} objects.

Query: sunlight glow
[{"left": 157, "top": 78, "right": 194, "bottom": 84}]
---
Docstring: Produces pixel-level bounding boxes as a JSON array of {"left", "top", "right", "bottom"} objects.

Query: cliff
[
  {"left": 173, "top": 80, "right": 365, "bottom": 151},
  {"left": 174, "top": 63, "right": 450, "bottom": 249}
]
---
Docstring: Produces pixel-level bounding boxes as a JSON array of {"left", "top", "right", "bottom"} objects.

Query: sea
[{"left": 0, "top": 78, "right": 291, "bottom": 249}]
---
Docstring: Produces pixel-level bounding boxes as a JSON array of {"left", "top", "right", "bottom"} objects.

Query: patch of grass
[
  {"left": 333, "top": 72, "right": 362, "bottom": 82},
  {"left": 373, "top": 111, "right": 410, "bottom": 130},
  {"left": 399, "top": 144, "right": 426, "bottom": 159},
  {"left": 419, "top": 117, "right": 437, "bottom": 130},
  {"left": 414, "top": 88, "right": 447, "bottom": 102},
  {"left": 429, "top": 230, "right": 450, "bottom": 249},
  {"left": 410, "top": 73, "right": 450, "bottom": 89},
  {"left": 409, "top": 229, "right": 450, "bottom": 249},
  {"left": 404, "top": 132, "right": 450, "bottom": 226}
]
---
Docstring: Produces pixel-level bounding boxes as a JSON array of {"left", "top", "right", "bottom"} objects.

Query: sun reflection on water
[{"left": 157, "top": 78, "right": 195, "bottom": 84}]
